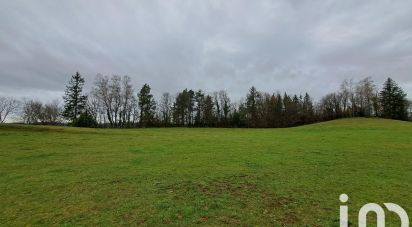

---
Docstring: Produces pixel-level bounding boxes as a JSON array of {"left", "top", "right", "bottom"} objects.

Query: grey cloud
[{"left": 1, "top": 0, "right": 411, "bottom": 102}]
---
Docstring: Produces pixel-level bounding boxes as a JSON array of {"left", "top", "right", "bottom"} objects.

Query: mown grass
[{"left": 0, "top": 118, "right": 411, "bottom": 226}]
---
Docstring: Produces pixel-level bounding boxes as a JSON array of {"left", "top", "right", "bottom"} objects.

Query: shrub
[{"left": 72, "top": 112, "right": 98, "bottom": 128}]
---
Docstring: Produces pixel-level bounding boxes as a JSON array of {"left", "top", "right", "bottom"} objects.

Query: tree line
[{"left": 0, "top": 72, "right": 411, "bottom": 127}]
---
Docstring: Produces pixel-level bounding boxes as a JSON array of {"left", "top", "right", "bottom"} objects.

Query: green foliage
[
  {"left": 246, "top": 86, "right": 259, "bottom": 127},
  {"left": 63, "top": 72, "right": 87, "bottom": 121},
  {"left": 0, "top": 118, "right": 411, "bottom": 225},
  {"left": 203, "top": 95, "right": 215, "bottom": 126},
  {"left": 138, "top": 83, "right": 156, "bottom": 127},
  {"left": 71, "top": 112, "right": 98, "bottom": 128},
  {"left": 379, "top": 78, "right": 408, "bottom": 120},
  {"left": 173, "top": 89, "right": 195, "bottom": 126}
]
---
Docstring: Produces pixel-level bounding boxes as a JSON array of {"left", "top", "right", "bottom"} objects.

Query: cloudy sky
[{"left": 1, "top": 0, "right": 412, "bottom": 102}]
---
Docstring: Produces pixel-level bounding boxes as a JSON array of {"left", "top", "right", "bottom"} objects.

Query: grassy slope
[{"left": 0, "top": 118, "right": 411, "bottom": 226}]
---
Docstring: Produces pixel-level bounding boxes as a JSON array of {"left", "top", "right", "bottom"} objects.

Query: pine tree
[
  {"left": 379, "top": 78, "right": 408, "bottom": 120},
  {"left": 302, "top": 93, "right": 314, "bottom": 124},
  {"left": 138, "top": 84, "right": 156, "bottom": 127},
  {"left": 246, "top": 86, "right": 259, "bottom": 127},
  {"left": 63, "top": 72, "right": 87, "bottom": 121},
  {"left": 194, "top": 90, "right": 205, "bottom": 126},
  {"left": 274, "top": 93, "right": 283, "bottom": 127},
  {"left": 203, "top": 95, "right": 215, "bottom": 127}
]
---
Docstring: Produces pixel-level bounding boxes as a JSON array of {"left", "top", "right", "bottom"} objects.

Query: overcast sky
[{"left": 1, "top": 0, "right": 412, "bottom": 102}]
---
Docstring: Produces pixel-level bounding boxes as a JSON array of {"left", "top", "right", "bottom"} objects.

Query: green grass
[{"left": 0, "top": 118, "right": 411, "bottom": 226}]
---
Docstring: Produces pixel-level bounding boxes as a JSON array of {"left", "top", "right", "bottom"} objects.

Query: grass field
[{"left": 0, "top": 118, "right": 411, "bottom": 226}]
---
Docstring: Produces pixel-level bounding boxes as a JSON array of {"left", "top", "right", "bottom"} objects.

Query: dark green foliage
[
  {"left": 246, "top": 86, "right": 259, "bottom": 127},
  {"left": 173, "top": 89, "right": 195, "bottom": 126},
  {"left": 63, "top": 72, "right": 87, "bottom": 121},
  {"left": 379, "top": 78, "right": 408, "bottom": 120},
  {"left": 138, "top": 84, "right": 156, "bottom": 127},
  {"left": 194, "top": 90, "right": 205, "bottom": 126},
  {"left": 301, "top": 93, "right": 315, "bottom": 124},
  {"left": 72, "top": 112, "right": 98, "bottom": 128},
  {"left": 203, "top": 95, "right": 215, "bottom": 127}
]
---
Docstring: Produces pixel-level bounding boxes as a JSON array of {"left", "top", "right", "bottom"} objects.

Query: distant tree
[
  {"left": 213, "top": 92, "right": 221, "bottom": 123},
  {"left": 87, "top": 91, "right": 104, "bottom": 124},
  {"left": 92, "top": 74, "right": 112, "bottom": 126},
  {"left": 318, "top": 93, "right": 341, "bottom": 120},
  {"left": 173, "top": 91, "right": 185, "bottom": 126},
  {"left": 63, "top": 72, "right": 87, "bottom": 121},
  {"left": 231, "top": 101, "right": 247, "bottom": 127},
  {"left": 355, "top": 77, "right": 377, "bottom": 117},
  {"left": 339, "top": 79, "right": 351, "bottom": 117},
  {"left": 0, "top": 96, "right": 20, "bottom": 123},
  {"left": 109, "top": 75, "right": 122, "bottom": 126},
  {"left": 91, "top": 74, "right": 137, "bottom": 127},
  {"left": 282, "top": 93, "right": 294, "bottom": 125},
  {"left": 119, "top": 76, "right": 135, "bottom": 127},
  {"left": 379, "top": 78, "right": 408, "bottom": 120},
  {"left": 291, "top": 95, "right": 300, "bottom": 126},
  {"left": 302, "top": 93, "right": 314, "bottom": 123},
  {"left": 42, "top": 100, "right": 61, "bottom": 124},
  {"left": 246, "top": 86, "right": 259, "bottom": 127},
  {"left": 203, "top": 95, "right": 215, "bottom": 127},
  {"left": 274, "top": 93, "right": 283, "bottom": 127},
  {"left": 173, "top": 89, "right": 195, "bottom": 126},
  {"left": 22, "top": 100, "right": 43, "bottom": 124},
  {"left": 194, "top": 90, "right": 205, "bottom": 126},
  {"left": 186, "top": 89, "right": 195, "bottom": 126},
  {"left": 159, "top": 92, "right": 173, "bottom": 126},
  {"left": 347, "top": 79, "right": 357, "bottom": 117},
  {"left": 72, "top": 112, "right": 98, "bottom": 128},
  {"left": 259, "top": 92, "right": 272, "bottom": 127},
  {"left": 138, "top": 84, "right": 156, "bottom": 127},
  {"left": 219, "top": 90, "right": 231, "bottom": 126}
]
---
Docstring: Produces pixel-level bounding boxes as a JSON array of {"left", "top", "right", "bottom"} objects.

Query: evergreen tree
[
  {"left": 173, "top": 90, "right": 186, "bottom": 126},
  {"left": 379, "top": 78, "right": 408, "bottom": 120},
  {"left": 302, "top": 93, "right": 314, "bottom": 123},
  {"left": 246, "top": 86, "right": 259, "bottom": 127},
  {"left": 138, "top": 84, "right": 156, "bottom": 127},
  {"left": 173, "top": 89, "right": 195, "bottom": 126},
  {"left": 274, "top": 93, "right": 283, "bottom": 127},
  {"left": 203, "top": 95, "right": 215, "bottom": 127},
  {"left": 194, "top": 90, "right": 205, "bottom": 126},
  {"left": 63, "top": 72, "right": 87, "bottom": 121}
]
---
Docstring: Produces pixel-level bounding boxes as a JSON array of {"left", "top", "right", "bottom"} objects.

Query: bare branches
[
  {"left": 91, "top": 74, "right": 138, "bottom": 127},
  {"left": 0, "top": 96, "right": 20, "bottom": 123}
]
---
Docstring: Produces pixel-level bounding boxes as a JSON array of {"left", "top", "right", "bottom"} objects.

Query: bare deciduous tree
[
  {"left": 159, "top": 92, "right": 173, "bottom": 126},
  {"left": 355, "top": 77, "right": 377, "bottom": 117},
  {"left": 22, "top": 99, "right": 43, "bottom": 124},
  {"left": 218, "top": 90, "right": 231, "bottom": 125},
  {"left": 91, "top": 74, "right": 138, "bottom": 127},
  {"left": 0, "top": 96, "right": 20, "bottom": 123},
  {"left": 42, "top": 100, "right": 62, "bottom": 124},
  {"left": 120, "top": 75, "right": 135, "bottom": 127}
]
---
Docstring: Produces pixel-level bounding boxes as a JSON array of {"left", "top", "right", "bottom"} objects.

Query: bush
[{"left": 72, "top": 112, "right": 98, "bottom": 128}]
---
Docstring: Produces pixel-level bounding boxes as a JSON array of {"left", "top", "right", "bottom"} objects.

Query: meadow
[{"left": 0, "top": 118, "right": 411, "bottom": 226}]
